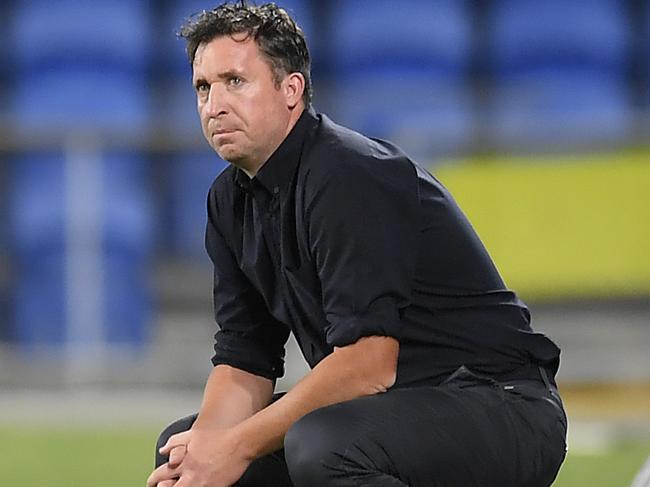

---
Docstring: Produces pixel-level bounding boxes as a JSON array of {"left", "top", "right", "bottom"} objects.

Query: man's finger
[
  {"left": 168, "top": 445, "right": 186, "bottom": 468},
  {"left": 146, "top": 463, "right": 180, "bottom": 487},
  {"left": 158, "top": 481, "right": 177, "bottom": 487},
  {"left": 159, "top": 431, "right": 192, "bottom": 455},
  {"left": 172, "top": 476, "right": 194, "bottom": 487}
]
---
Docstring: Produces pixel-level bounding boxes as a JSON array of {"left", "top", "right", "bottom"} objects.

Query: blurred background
[{"left": 0, "top": 0, "right": 648, "bottom": 485}]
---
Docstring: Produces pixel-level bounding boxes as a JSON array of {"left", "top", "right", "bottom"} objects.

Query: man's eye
[
  {"left": 196, "top": 82, "right": 209, "bottom": 93},
  {"left": 229, "top": 77, "right": 242, "bottom": 86}
]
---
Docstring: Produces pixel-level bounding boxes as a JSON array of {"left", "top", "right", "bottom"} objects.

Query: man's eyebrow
[
  {"left": 193, "top": 70, "right": 244, "bottom": 86},
  {"left": 216, "top": 69, "right": 245, "bottom": 80}
]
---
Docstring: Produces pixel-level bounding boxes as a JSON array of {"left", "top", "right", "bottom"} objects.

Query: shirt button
[{"left": 273, "top": 186, "right": 280, "bottom": 194}]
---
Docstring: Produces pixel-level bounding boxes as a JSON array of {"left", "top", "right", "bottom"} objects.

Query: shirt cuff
[
  {"left": 211, "top": 332, "right": 285, "bottom": 380},
  {"left": 324, "top": 295, "right": 402, "bottom": 348}
]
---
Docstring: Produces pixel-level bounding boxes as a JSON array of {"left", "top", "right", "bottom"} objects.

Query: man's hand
[
  {"left": 146, "top": 463, "right": 179, "bottom": 487},
  {"left": 163, "top": 430, "right": 193, "bottom": 469},
  {"left": 146, "top": 427, "right": 252, "bottom": 487},
  {"left": 146, "top": 430, "right": 192, "bottom": 487},
  {"left": 147, "top": 366, "right": 273, "bottom": 487},
  {"left": 177, "top": 427, "right": 252, "bottom": 487}
]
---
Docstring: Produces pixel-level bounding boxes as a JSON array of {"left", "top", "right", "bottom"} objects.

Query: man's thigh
[{"left": 285, "top": 376, "right": 567, "bottom": 487}]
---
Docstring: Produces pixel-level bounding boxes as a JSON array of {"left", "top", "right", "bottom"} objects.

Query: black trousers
[{"left": 155, "top": 366, "right": 567, "bottom": 487}]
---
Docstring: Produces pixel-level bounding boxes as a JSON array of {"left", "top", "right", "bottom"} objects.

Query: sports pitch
[{"left": 1, "top": 425, "right": 647, "bottom": 486}]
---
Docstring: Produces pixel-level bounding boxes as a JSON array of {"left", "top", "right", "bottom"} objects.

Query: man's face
[{"left": 192, "top": 35, "right": 295, "bottom": 172}]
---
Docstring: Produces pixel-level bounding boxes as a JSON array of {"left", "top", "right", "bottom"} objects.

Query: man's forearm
[
  {"left": 192, "top": 364, "right": 275, "bottom": 431},
  {"left": 231, "top": 336, "right": 398, "bottom": 459}
]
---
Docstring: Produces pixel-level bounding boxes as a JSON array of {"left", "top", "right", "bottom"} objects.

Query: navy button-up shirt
[{"left": 205, "top": 108, "right": 560, "bottom": 388}]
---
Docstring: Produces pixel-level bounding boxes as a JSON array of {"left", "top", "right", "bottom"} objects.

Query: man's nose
[{"left": 205, "top": 85, "right": 228, "bottom": 118}]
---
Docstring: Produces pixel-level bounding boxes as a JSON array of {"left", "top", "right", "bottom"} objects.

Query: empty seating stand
[
  {"left": 8, "top": 154, "right": 154, "bottom": 347},
  {"left": 2, "top": 0, "right": 646, "bottom": 357},
  {"left": 645, "top": 0, "right": 650, "bottom": 133},
  {"left": 328, "top": 0, "right": 475, "bottom": 160},
  {"left": 10, "top": 0, "right": 152, "bottom": 133},
  {"left": 168, "top": 150, "right": 228, "bottom": 260},
  {"left": 7, "top": 0, "right": 154, "bottom": 351},
  {"left": 0, "top": 2, "right": 10, "bottom": 340},
  {"left": 488, "top": 0, "right": 631, "bottom": 151}
]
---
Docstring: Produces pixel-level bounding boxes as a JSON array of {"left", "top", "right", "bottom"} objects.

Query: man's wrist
[
  {"left": 227, "top": 423, "right": 260, "bottom": 461},
  {"left": 189, "top": 421, "right": 259, "bottom": 462}
]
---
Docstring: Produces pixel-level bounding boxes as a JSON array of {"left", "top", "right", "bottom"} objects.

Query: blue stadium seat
[
  {"left": 12, "top": 255, "right": 67, "bottom": 345},
  {"left": 168, "top": 150, "right": 228, "bottom": 259},
  {"left": 0, "top": 2, "right": 10, "bottom": 117},
  {"left": 331, "top": 0, "right": 470, "bottom": 77},
  {"left": 332, "top": 74, "right": 474, "bottom": 160},
  {"left": 157, "top": 76, "right": 201, "bottom": 139},
  {"left": 10, "top": 0, "right": 152, "bottom": 71},
  {"left": 158, "top": 1, "right": 211, "bottom": 137},
  {"left": 163, "top": 0, "right": 211, "bottom": 76},
  {"left": 328, "top": 0, "right": 474, "bottom": 159},
  {"left": 7, "top": 0, "right": 154, "bottom": 349},
  {"left": 9, "top": 0, "right": 151, "bottom": 133},
  {"left": 490, "top": 72, "right": 629, "bottom": 150},
  {"left": 9, "top": 152, "right": 154, "bottom": 348},
  {"left": 0, "top": 156, "right": 14, "bottom": 342},
  {"left": 488, "top": 0, "right": 631, "bottom": 149},
  {"left": 12, "top": 68, "right": 149, "bottom": 132},
  {"left": 9, "top": 156, "right": 70, "bottom": 346},
  {"left": 12, "top": 247, "right": 153, "bottom": 347},
  {"left": 645, "top": 0, "right": 650, "bottom": 128}
]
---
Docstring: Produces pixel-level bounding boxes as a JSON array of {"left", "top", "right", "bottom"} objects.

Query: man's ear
[{"left": 284, "top": 72, "right": 306, "bottom": 109}]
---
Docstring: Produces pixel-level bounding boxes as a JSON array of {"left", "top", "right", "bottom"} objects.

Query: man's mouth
[{"left": 213, "top": 128, "right": 237, "bottom": 135}]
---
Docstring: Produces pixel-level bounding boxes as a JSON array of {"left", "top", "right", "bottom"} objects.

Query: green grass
[
  {"left": 554, "top": 443, "right": 649, "bottom": 487},
  {"left": 1, "top": 426, "right": 648, "bottom": 486},
  {"left": 0, "top": 425, "right": 158, "bottom": 486}
]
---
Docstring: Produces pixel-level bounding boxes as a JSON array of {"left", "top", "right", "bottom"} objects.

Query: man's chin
[
  {"left": 213, "top": 144, "right": 238, "bottom": 162},
  {"left": 214, "top": 146, "right": 247, "bottom": 168}
]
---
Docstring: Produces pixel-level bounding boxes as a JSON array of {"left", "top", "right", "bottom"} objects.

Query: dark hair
[{"left": 179, "top": 1, "right": 312, "bottom": 105}]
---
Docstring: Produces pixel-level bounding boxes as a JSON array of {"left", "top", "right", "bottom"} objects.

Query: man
[{"left": 147, "top": 2, "right": 567, "bottom": 486}]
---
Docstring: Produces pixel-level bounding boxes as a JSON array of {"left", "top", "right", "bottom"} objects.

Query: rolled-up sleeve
[
  {"left": 305, "top": 155, "right": 419, "bottom": 348},
  {"left": 205, "top": 190, "right": 290, "bottom": 380}
]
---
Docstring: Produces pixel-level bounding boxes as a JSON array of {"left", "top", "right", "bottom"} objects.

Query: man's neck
[{"left": 239, "top": 105, "right": 306, "bottom": 178}]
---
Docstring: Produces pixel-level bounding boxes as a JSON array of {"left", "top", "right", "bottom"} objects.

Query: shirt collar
[{"left": 234, "top": 106, "right": 318, "bottom": 195}]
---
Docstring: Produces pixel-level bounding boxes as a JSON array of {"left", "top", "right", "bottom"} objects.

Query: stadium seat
[
  {"left": 163, "top": 0, "right": 211, "bottom": 76},
  {"left": 488, "top": 0, "right": 631, "bottom": 150},
  {"left": 158, "top": 1, "right": 212, "bottom": 137},
  {"left": 0, "top": 155, "right": 12, "bottom": 342},
  {"left": 0, "top": 2, "right": 11, "bottom": 118},
  {"left": 9, "top": 152, "right": 154, "bottom": 348},
  {"left": 168, "top": 150, "right": 228, "bottom": 259},
  {"left": 10, "top": 0, "right": 152, "bottom": 71},
  {"left": 490, "top": 72, "right": 630, "bottom": 150},
  {"left": 332, "top": 74, "right": 474, "bottom": 160},
  {"left": 328, "top": 0, "right": 474, "bottom": 159},
  {"left": 645, "top": 0, "right": 650, "bottom": 131},
  {"left": 12, "top": 68, "right": 149, "bottom": 133},
  {"left": 9, "top": 156, "right": 70, "bottom": 346},
  {"left": 9, "top": 0, "right": 151, "bottom": 133}
]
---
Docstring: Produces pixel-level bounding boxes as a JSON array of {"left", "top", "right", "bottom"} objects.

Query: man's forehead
[{"left": 193, "top": 34, "right": 258, "bottom": 67}]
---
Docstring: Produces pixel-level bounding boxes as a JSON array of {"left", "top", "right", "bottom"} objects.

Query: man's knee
[
  {"left": 154, "top": 414, "right": 197, "bottom": 468},
  {"left": 284, "top": 406, "right": 356, "bottom": 486}
]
